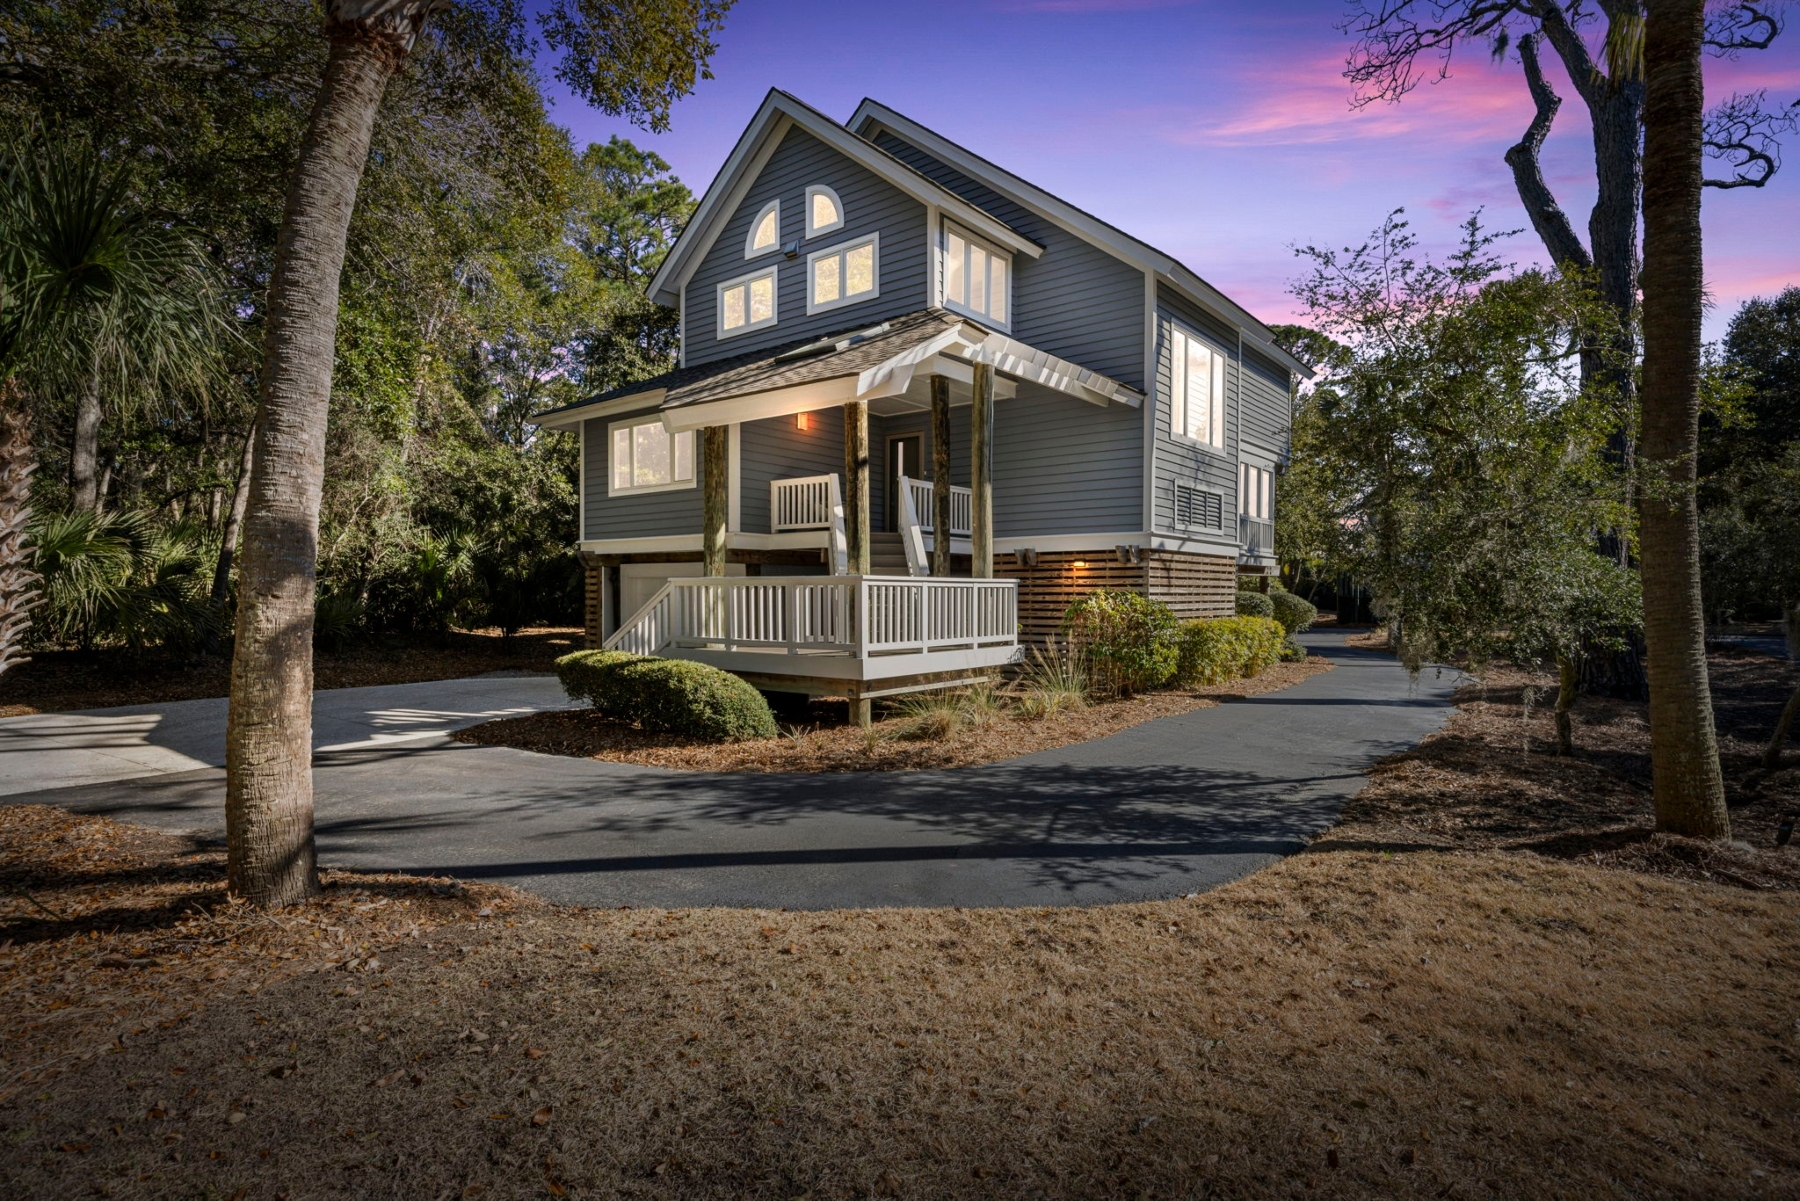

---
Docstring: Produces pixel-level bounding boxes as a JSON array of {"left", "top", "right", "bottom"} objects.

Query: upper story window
[
  {"left": 807, "top": 233, "right": 878, "bottom": 314},
  {"left": 718, "top": 266, "right": 777, "bottom": 338},
  {"left": 745, "top": 199, "right": 780, "bottom": 258},
  {"left": 943, "top": 221, "right": 1009, "bottom": 327},
  {"left": 1240, "top": 463, "right": 1272, "bottom": 519},
  {"left": 805, "top": 185, "right": 844, "bottom": 237},
  {"left": 610, "top": 417, "right": 695, "bottom": 495},
  {"left": 1169, "top": 324, "right": 1225, "bottom": 450}
]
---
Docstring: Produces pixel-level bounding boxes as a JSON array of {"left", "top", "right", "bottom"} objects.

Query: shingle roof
[{"left": 534, "top": 309, "right": 965, "bottom": 423}]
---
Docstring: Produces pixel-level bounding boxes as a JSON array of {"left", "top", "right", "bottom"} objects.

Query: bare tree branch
[
  {"left": 1704, "top": 1, "right": 1785, "bottom": 54},
  {"left": 1505, "top": 33, "right": 1595, "bottom": 269},
  {"left": 1341, "top": 0, "right": 1530, "bottom": 107},
  {"left": 1702, "top": 89, "right": 1800, "bottom": 186}
]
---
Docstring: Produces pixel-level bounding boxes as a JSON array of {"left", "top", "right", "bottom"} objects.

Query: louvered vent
[{"left": 1174, "top": 484, "right": 1224, "bottom": 529}]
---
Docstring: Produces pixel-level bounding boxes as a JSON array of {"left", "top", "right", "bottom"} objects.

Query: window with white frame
[
  {"left": 805, "top": 185, "right": 844, "bottom": 237},
  {"left": 807, "top": 234, "right": 877, "bottom": 314},
  {"left": 942, "top": 221, "right": 1009, "bottom": 326},
  {"left": 1169, "top": 324, "right": 1226, "bottom": 450},
  {"left": 1239, "top": 463, "right": 1272, "bottom": 520},
  {"left": 745, "top": 199, "right": 780, "bottom": 258},
  {"left": 717, "top": 266, "right": 777, "bottom": 337},
  {"left": 610, "top": 417, "right": 695, "bottom": 494}
]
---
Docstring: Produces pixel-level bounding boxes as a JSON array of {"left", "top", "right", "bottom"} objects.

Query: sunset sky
[{"left": 537, "top": 0, "right": 1800, "bottom": 340}]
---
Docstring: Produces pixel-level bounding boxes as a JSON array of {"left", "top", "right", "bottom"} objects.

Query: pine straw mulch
[
  {"left": 1, "top": 835, "right": 1797, "bottom": 1198},
  {"left": 1331, "top": 642, "right": 1800, "bottom": 891},
  {"left": 0, "top": 627, "right": 582, "bottom": 717},
  {"left": 0, "top": 804, "right": 538, "bottom": 1108},
  {"left": 451, "top": 656, "right": 1334, "bottom": 773}
]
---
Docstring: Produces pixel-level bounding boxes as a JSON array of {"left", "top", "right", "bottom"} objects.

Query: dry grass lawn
[
  {"left": 455, "top": 657, "right": 1333, "bottom": 773},
  {"left": 2, "top": 646, "right": 1798, "bottom": 1198}
]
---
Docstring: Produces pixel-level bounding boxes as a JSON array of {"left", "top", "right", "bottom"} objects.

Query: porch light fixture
[
  {"left": 796, "top": 412, "right": 811, "bottom": 431},
  {"left": 1071, "top": 559, "right": 1088, "bottom": 569}
]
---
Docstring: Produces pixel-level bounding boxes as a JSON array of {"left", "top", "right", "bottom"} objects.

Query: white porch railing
[
  {"left": 771, "top": 473, "right": 848, "bottom": 574},
  {"left": 902, "top": 475, "right": 972, "bottom": 536},
  {"left": 1240, "top": 514, "right": 1275, "bottom": 557},
  {"left": 604, "top": 575, "right": 1017, "bottom": 661}
]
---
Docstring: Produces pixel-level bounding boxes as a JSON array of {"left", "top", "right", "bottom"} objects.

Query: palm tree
[
  {"left": 1638, "top": 0, "right": 1730, "bottom": 837},
  {"left": 225, "top": 0, "right": 734, "bottom": 907},
  {"left": 12, "top": 139, "right": 233, "bottom": 513}
]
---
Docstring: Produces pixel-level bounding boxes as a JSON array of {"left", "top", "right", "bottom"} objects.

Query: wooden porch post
[
  {"left": 970, "top": 361, "right": 994, "bottom": 579},
  {"left": 843, "top": 400, "right": 870, "bottom": 575},
  {"left": 701, "top": 425, "right": 729, "bottom": 577},
  {"left": 930, "top": 375, "right": 952, "bottom": 577}
]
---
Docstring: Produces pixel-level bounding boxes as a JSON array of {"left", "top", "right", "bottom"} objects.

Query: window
[
  {"left": 1169, "top": 325, "right": 1226, "bottom": 450},
  {"left": 805, "top": 185, "right": 844, "bottom": 237},
  {"left": 718, "top": 266, "right": 777, "bottom": 337},
  {"left": 609, "top": 417, "right": 695, "bottom": 495},
  {"left": 806, "top": 233, "right": 878, "bottom": 314},
  {"left": 1174, "top": 484, "right": 1224, "bottom": 529},
  {"left": 1239, "top": 463, "right": 1272, "bottom": 520},
  {"left": 745, "top": 199, "right": 780, "bottom": 258},
  {"left": 942, "top": 221, "right": 1009, "bottom": 326}
]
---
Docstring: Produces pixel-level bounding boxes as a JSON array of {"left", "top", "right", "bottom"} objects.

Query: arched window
[
  {"left": 805, "top": 185, "right": 844, "bottom": 238},
  {"left": 745, "top": 199, "right": 780, "bottom": 258}
]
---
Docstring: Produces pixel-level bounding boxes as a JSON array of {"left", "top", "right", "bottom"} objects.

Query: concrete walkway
[{"left": 0, "top": 633, "right": 1460, "bottom": 909}]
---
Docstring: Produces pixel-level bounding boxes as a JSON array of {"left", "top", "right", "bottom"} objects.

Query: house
[{"left": 535, "top": 91, "right": 1309, "bottom": 720}]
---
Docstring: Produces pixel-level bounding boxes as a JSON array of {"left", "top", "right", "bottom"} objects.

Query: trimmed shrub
[
  {"left": 1061, "top": 589, "right": 1178, "bottom": 695},
  {"left": 555, "top": 650, "right": 777, "bottom": 741},
  {"left": 1176, "top": 616, "right": 1287, "bottom": 686},
  {"left": 1235, "top": 589, "right": 1275, "bottom": 620},
  {"left": 1268, "top": 590, "right": 1318, "bottom": 635},
  {"left": 556, "top": 649, "right": 645, "bottom": 710}
]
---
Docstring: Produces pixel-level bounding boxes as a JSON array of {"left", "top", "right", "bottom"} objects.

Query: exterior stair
[{"left": 869, "top": 531, "right": 911, "bottom": 574}]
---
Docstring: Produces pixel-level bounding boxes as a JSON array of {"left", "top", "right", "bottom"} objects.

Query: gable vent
[{"left": 1174, "top": 483, "right": 1223, "bottom": 530}]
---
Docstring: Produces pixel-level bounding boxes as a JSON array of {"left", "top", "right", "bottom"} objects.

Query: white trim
[
  {"left": 848, "top": 99, "right": 1313, "bottom": 381},
  {"left": 804, "top": 184, "right": 844, "bottom": 238},
  {"left": 991, "top": 532, "right": 1147, "bottom": 554},
  {"left": 1167, "top": 320, "right": 1228, "bottom": 454},
  {"left": 804, "top": 231, "right": 880, "bottom": 316},
  {"left": 578, "top": 416, "right": 588, "bottom": 542},
  {"left": 1149, "top": 531, "right": 1244, "bottom": 556},
  {"left": 727, "top": 422, "right": 742, "bottom": 533},
  {"left": 940, "top": 219, "right": 1011, "bottom": 331},
  {"left": 1141, "top": 267, "right": 1157, "bottom": 538},
  {"left": 648, "top": 91, "right": 1040, "bottom": 309},
  {"left": 536, "top": 389, "right": 668, "bottom": 431},
  {"left": 606, "top": 415, "right": 697, "bottom": 497},
  {"left": 716, "top": 264, "right": 778, "bottom": 340},
  {"left": 578, "top": 530, "right": 836, "bottom": 556},
  {"left": 744, "top": 198, "right": 781, "bottom": 259}
]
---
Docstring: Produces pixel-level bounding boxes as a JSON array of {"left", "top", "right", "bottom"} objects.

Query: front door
[{"left": 885, "top": 434, "right": 922, "bottom": 532}]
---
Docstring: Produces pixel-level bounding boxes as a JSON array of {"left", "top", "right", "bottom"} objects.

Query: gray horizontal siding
[
  {"left": 870, "top": 410, "right": 971, "bottom": 532},
  {"left": 994, "top": 386, "right": 1142, "bottom": 538},
  {"left": 686, "top": 126, "right": 928, "bottom": 366},
  {"left": 582, "top": 412, "right": 703, "bottom": 541},
  {"left": 738, "top": 408, "right": 846, "bottom": 534},
  {"left": 871, "top": 131, "right": 1146, "bottom": 391},
  {"left": 1150, "top": 293, "right": 1240, "bottom": 539}
]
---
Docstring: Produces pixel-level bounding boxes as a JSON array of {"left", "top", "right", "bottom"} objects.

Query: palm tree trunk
[
  {"left": 1638, "top": 0, "right": 1729, "bottom": 838},
  {"left": 0, "top": 385, "right": 40, "bottom": 681},
  {"left": 70, "top": 370, "right": 101, "bottom": 513},
  {"left": 211, "top": 422, "right": 256, "bottom": 606},
  {"left": 226, "top": 24, "right": 410, "bottom": 908}
]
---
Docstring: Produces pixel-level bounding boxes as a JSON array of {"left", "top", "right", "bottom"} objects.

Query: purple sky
[{"left": 537, "top": 0, "right": 1800, "bottom": 340}]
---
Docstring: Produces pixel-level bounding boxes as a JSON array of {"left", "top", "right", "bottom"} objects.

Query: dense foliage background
[{"left": 1, "top": 0, "right": 693, "bottom": 649}]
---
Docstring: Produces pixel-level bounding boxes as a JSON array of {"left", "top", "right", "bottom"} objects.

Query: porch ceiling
[{"left": 535, "top": 308, "right": 1144, "bottom": 433}]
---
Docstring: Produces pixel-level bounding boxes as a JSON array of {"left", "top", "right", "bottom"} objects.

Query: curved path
[{"left": 0, "top": 632, "right": 1460, "bottom": 909}]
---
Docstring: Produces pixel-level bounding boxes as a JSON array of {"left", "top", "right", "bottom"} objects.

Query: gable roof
[
  {"left": 647, "top": 90, "right": 1044, "bottom": 311},
  {"left": 847, "top": 98, "right": 1313, "bottom": 381}
]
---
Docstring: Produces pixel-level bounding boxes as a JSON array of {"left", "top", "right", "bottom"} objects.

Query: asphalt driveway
[{"left": 0, "top": 632, "right": 1459, "bottom": 909}]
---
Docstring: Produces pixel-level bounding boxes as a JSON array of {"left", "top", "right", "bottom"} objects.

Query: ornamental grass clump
[
  {"left": 1061, "top": 589, "right": 1177, "bottom": 696},
  {"left": 1014, "top": 637, "right": 1091, "bottom": 719},
  {"left": 885, "top": 684, "right": 1002, "bottom": 742},
  {"left": 556, "top": 649, "right": 777, "bottom": 742},
  {"left": 1176, "top": 616, "right": 1287, "bottom": 686}
]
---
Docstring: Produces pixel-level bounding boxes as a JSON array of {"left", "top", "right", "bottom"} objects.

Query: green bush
[
  {"left": 555, "top": 649, "right": 776, "bottom": 742},
  {"left": 1268, "top": 590, "right": 1318, "bottom": 635},
  {"left": 1176, "top": 616, "right": 1288, "bottom": 686},
  {"left": 1061, "top": 589, "right": 1177, "bottom": 695},
  {"left": 1235, "top": 589, "right": 1275, "bottom": 620}
]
